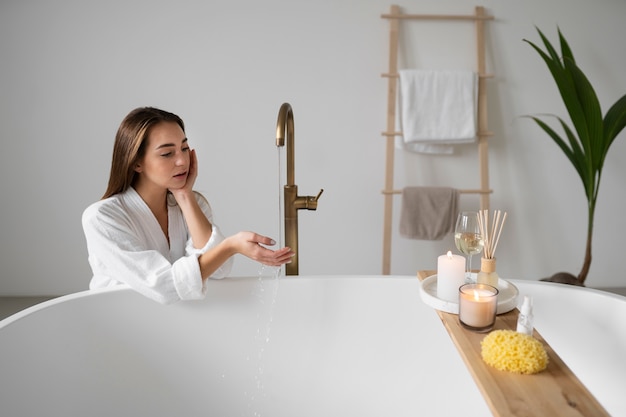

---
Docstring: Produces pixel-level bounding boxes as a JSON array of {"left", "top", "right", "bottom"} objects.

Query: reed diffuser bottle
[
  {"left": 476, "top": 210, "right": 507, "bottom": 290},
  {"left": 477, "top": 257, "right": 498, "bottom": 287}
]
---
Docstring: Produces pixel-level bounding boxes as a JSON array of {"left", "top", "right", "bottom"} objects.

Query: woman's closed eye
[{"left": 161, "top": 148, "right": 189, "bottom": 158}]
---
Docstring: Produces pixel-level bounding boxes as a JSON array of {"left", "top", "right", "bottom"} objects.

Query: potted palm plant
[{"left": 524, "top": 27, "right": 626, "bottom": 286}]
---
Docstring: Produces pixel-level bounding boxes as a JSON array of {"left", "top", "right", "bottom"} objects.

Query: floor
[
  {"left": 605, "top": 287, "right": 626, "bottom": 296},
  {"left": 1, "top": 287, "right": 626, "bottom": 321},
  {"left": 0, "top": 297, "right": 57, "bottom": 321}
]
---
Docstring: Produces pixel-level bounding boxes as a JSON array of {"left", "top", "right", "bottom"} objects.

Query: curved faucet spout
[
  {"left": 275, "top": 102, "right": 323, "bottom": 275},
  {"left": 276, "top": 103, "right": 295, "bottom": 186}
]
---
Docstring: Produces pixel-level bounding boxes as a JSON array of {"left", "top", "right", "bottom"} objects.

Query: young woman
[{"left": 82, "top": 107, "right": 293, "bottom": 304}]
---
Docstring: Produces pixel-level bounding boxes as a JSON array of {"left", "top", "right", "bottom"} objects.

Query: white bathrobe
[{"left": 82, "top": 187, "right": 233, "bottom": 304}]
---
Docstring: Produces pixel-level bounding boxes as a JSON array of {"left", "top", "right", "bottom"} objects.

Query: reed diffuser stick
[
  {"left": 491, "top": 212, "right": 507, "bottom": 256},
  {"left": 478, "top": 209, "right": 507, "bottom": 259}
]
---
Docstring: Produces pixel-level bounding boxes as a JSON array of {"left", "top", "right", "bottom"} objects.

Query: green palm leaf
[{"left": 604, "top": 94, "right": 626, "bottom": 147}]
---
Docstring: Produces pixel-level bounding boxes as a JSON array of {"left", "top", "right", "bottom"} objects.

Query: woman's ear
[{"left": 134, "top": 162, "right": 143, "bottom": 173}]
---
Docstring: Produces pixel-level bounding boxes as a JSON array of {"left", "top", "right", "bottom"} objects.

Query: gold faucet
[{"left": 275, "top": 103, "right": 323, "bottom": 275}]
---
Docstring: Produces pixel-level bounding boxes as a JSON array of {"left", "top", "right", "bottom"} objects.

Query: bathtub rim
[
  {"left": 0, "top": 275, "right": 413, "bottom": 328},
  {"left": 2, "top": 274, "right": 625, "bottom": 329}
]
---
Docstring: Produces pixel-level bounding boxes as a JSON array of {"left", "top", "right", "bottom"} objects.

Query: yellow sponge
[{"left": 481, "top": 329, "right": 549, "bottom": 374}]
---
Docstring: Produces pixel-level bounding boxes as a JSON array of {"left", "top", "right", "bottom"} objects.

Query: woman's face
[{"left": 135, "top": 121, "right": 190, "bottom": 192}]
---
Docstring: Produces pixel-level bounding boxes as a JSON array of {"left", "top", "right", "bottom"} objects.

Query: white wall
[{"left": 1, "top": 0, "right": 625, "bottom": 296}]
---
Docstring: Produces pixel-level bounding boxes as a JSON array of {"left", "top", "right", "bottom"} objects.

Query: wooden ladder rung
[
  {"left": 382, "top": 188, "right": 492, "bottom": 195},
  {"left": 381, "top": 131, "right": 494, "bottom": 137},
  {"left": 381, "top": 12, "right": 494, "bottom": 21},
  {"left": 382, "top": 72, "right": 494, "bottom": 79}
]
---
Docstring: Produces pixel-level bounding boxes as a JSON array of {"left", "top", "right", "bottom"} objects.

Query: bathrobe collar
[{"left": 123, "top": 187, "right": 186, "bottom": 262}]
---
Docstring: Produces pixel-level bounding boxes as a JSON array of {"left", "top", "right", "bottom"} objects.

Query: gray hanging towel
[{"left": 399, "top": 186, "right": 459, "bottom": 240}]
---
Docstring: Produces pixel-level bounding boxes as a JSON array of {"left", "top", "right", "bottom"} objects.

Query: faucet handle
[
  {"left": 314, "top": 189, "right": 324, "bottom": 201},
  {"left": 304, "top": 189, "right": 324, "bottom": 210}
]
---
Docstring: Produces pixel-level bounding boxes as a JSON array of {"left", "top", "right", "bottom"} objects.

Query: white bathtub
[{"left": 1, "top": 275, "right": 625, "bottom": 416}]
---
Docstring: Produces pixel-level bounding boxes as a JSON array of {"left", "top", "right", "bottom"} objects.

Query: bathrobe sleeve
[
  {"left": 185, "top": 192, "right": 233, "bottom": 280},
  {"left": 82, "top": 192, "right": 232, "bottom": 305}
]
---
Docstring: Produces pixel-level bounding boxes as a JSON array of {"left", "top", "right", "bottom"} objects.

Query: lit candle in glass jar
[{"left": 458, "top": 283, "right": 498, "bottom": 332}]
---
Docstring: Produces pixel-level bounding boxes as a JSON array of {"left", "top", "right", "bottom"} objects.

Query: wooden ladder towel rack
[{"left": 381, "top": 5, "right": 494, "bottom": 275}]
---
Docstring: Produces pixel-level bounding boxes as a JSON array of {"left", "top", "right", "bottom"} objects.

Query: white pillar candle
[
  {"left": 458, "top": 284, "right": 498, "bottom": 332},
  {"left": 437, "top": 251, "right": 466, "bottom": 302}
]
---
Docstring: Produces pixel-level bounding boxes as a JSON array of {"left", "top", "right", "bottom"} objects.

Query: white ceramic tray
[{"left": 419, "top": 274, "right": 519, "bottom": 315}]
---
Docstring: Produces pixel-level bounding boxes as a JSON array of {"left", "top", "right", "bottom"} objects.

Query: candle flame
[
  {"left": 446, "top": 250, "right": 453, "bottom": 259},
  {"left": 473, "top": 290, "right": 480, "bottom": 301}
]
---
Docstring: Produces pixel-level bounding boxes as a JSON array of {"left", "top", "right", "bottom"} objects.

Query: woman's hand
[
  {"left": 228, "top": 232, "right": 295, "bottom": 266},
  {"left": 169, "top": 148, "right": 198, "bottom": 202},
  {"left": 198, "top": 231, "right": 294, "bottom": 278},
  {"left": 170, "top": 149, "right": 213, "bottom": 249}
]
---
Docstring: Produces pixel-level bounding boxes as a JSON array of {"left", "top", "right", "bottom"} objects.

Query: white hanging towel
[{"left": 398, "top": 70, "right": 477, "bottom": 154}]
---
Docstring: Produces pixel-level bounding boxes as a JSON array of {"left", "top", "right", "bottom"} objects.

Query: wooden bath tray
[{"left": 417, "top": 270, "right": 609, "bottom": 417}]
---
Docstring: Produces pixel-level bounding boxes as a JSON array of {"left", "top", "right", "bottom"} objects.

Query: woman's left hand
[{"left": 170, "top": 148, "right": 198, "bottom": 201}]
